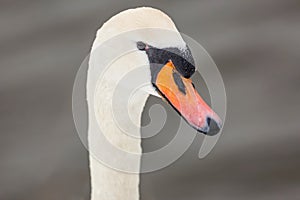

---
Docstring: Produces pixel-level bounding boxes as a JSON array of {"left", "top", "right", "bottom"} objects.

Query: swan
[{"left": 86, "top": 7, "right": 222, "bottom": 200}]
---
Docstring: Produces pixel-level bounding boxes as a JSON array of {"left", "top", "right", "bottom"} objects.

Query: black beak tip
[{"left": 201, "top": 117, "right": 222, "bottom": 136}]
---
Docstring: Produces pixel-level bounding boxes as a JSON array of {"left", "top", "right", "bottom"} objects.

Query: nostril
[
  {"left": 206, "top": 117, "right": 221, "bottom": 136},
  {"left": 206, "top": 117, "right": 211, "bottom": 126}
]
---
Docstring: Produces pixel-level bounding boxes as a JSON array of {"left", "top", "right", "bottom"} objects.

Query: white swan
[{"left": 87, "top": 7, "right": 222, "bottom": 200}]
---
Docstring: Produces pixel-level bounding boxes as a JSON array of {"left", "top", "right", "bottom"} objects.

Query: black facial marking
[
  {"left": 192, "top": 82, "right": 195, "bottom": 89},
  {"left": 136, "top": 42, "right": 196, "bottom": 83},
  {"left": 165, "top": 46, "right": 195, "bottom": 79},
  {"left": 137, "top": 41, "right": 147, "bottom": 51},
  {"left": 172, "top": 70, "right": 186, "bottom": 94}
]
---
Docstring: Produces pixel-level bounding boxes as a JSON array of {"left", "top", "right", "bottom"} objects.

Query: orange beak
[{"left": 153, "top": 61, "right": 222, "bottom": 135}]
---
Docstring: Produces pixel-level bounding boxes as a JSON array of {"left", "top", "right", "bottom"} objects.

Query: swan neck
[{"left": 89, "top": 88, "right": 149, "bottom": 200}]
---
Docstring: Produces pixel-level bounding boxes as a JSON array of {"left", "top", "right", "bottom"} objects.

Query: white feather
[{"left": 87, "top": 7, "right": 185, "bottom": 200}]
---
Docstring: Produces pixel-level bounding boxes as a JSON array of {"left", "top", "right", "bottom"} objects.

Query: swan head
[
  {"left": 136, "top": 41, "right": 222, "bottom": 135},
  {"left": 91, "top": 7, "right": 222, "bottom": 135}
]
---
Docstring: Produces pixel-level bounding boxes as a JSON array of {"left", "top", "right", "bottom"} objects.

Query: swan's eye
[
  {"left": 138, "top": 42, "right": 195, "bottom": 81},
  {"left": 169, "top": 55, "right": 195, "bottom": 79}
]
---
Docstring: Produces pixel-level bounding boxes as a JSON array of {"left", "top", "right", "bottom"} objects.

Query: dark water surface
[{"left": 1, "top": 0, "right": 299, "bottom": 199}]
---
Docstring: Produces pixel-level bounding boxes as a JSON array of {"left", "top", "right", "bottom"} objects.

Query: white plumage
[{"left": 87, "top": 7, "right": 185, "bottom": 200}]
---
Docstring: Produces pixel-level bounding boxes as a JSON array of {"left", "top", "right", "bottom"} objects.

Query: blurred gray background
[{"left": 1, "top": 0, "right": 300, "bottom": 199}]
